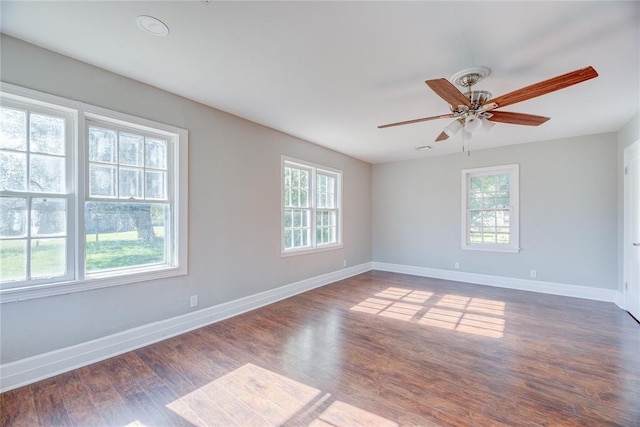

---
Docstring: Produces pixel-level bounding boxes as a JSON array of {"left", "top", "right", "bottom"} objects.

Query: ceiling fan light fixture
[
  {"left": 479, "top": 117, "right": 496, "bottom": 133},
  {"left": 464, "top": 114, "right": 483, "bottom": 133},
  {"left": 444, "top": 119, "right": 463, "bottom": 137}
]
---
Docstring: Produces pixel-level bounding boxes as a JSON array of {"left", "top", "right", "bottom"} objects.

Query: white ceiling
[{"left": 1, "top": 1, "right": 639, "bottom": 163}]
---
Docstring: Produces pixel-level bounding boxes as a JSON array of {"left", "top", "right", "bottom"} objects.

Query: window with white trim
[
  {"left": 0, "top": 103, "right": 73, "bottom": 283},
  {"left": 282, "top": 157, "right": 342, "bottom": 255},
  {"left": 461, "top": 164, "right": 519, "bottom": 253},
  {"left": 0, "top": 83, "right": 188, "bottom": 301},
  {"left": 85, "top": 120, "right": 175, "bottom": 276}
]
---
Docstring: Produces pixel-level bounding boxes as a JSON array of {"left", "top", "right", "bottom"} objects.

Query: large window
[
  {"left": 461, "top": 164, "right": 519, "bottom": 253},
  {"left": 0, "top": 83, "right": 188, "bottom": 302},
  {"left": 282, "top": 157, "right": 342, "bottom": 255},
  {"left": 0, "top": 103, "right": 73, "bottom": 284}
]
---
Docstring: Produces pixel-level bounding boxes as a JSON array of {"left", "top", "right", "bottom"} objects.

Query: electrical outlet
[
  {"left": 454, "top": 262, "right": 460, "bottom": 270},
  {"left": 530, "top": 270, "right": 537, "bottom": 278},
  {"left": 190, "top": 295, "right": 198, "bottom": 308},
  {"left": 343, "top": 260, "right": 347, "bottom": 267}
]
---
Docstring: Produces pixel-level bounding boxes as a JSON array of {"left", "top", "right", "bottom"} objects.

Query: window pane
[
  {"left": 293, "top": 210, "right": 300, "bottom": 227},
  {"left": 496, "top": 198, "right": 509, "bottom": 208},
  {"left": 300, "top": 189, "right": 308, "bottom": 207},
  {"left": 300, "top": 170, "right": 308, "bottom": 188},
  {"left": 319, "top": 175, "right": 326, "bottom": 192},
  {"left": 85, "top": 202, "right": 167, "bottom": 273},
  {"left": 0, "top": 196, "right": 27, "bottom": 237},
  {"left": 470, "top": 210, "right": 482, "bottom": 227},
  {"left": 327, "top": 192, "right": 335, "bottom": 209},
  {"left": 469, "top": 233, "right": 482, "bottom": 243},
  {"left": 483, "top": 196, "right": 497, "bottom": 209},
  {"left": 284, "top": 210, "right": 292, "bottom": 227},
  {"left": 470, "top": 176, "right": 481, "bottom": 192},
  {"left": 1, "top": 150, "right": 27, "bottom": 191},
  {"left": 30, "top": 154, "right": 65, "bottom": 193},
  {"left": 0, "top": 107, "right": 27, "bottom": 151},
  {"left": 496, "top": 210, "right": 510, "bottom": 226},
  {"left": 497, "top": 174, "right": 509, "bottom": 191},
  {"left": 284, "top": 167, "right": 291, "bottom": 187},
  {"left": 145, "top": 138, "right": 167, "bottom": 169},
  {"left": 120, "top": 167, "right": 143, "bottom": 199},
  {"left": 291, "top": 189, "right": 299, "bottom": 207},
  {"left": 30, "top": 113, "right": 65, "bottom": 155},
  {"left": 482, "top": 210, "right": 496, "bottom": 226},
  {"left": 480, "top": 176, "right": 496, "bottom": 192},
  {"left": 31, "top": 238, "right": 66, "bottom": 279},
  {"left": 89, "top": 164, "right": 117, "bottom": 197},
  {"left": 119, "top": 133, "right": 144, "bottom": 166},
  {"left": 89, "top": 127, "right": 117, "bottom": 163},
  {"left": 145, "top": 171, "right": 166, "bottom": 199},
  {"left": 292, "top": 169, "right": 300, "bottom": 188},
  {"left": 31, "top": 198, "right": 66, "bottom": 236},
  {"left": 469, "top": 194, "right": 482, "bottom": 209},
  {"left": 293, "top": 229, "right": 301, "bottom": 247},
  {"left": 497, "top": 234, "right": 510, "bottom": 244},
  {"left": 0, "top": 239, "right": 26, "bottom": 282},
  {"left": 284, "top": 229, "right": 292, "bottom": 249}
]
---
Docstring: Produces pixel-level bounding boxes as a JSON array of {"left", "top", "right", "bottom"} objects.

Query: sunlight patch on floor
[
  {"left": 350, "top": 287, "right": 506, "bottom": 338},
  {"left": 310, "top": 400, "right": 398, "bottom": 427},
  {"left": 167, "top": 363, "right": 397, "bottom": 426}
]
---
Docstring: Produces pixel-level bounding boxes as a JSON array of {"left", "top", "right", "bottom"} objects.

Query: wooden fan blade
[
  {"left": 425, "top": 79, "right": 471, "bottom": 108},
  {"left": 435, "top": 131, "right": 449, "bottom": 142},
  {"left": 487, "top": 111, "right": 550, "bottom": 126},
  {"left": 378, "top": 113, "right": 455, "bottom": 129},
  {"left": 487, "top": 66, "right": 598, "bottom": 110}
]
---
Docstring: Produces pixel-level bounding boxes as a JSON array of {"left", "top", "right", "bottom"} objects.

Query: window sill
[
  {"left": 461, "top": 244, "right": 521, "bottom": 254},
  {"left": 281, "top": 243, "right": 343, "bottom": 257},
  {"left": 0, "top": 266, "right": 187, "bottom": 304}
]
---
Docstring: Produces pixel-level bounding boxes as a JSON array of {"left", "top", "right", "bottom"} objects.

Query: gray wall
[
  {"left": 0, "top": 35, "right": 372, "bottom": 363},
  {"left": 373, "top": 133, "right": 618, "bottom": 290}
]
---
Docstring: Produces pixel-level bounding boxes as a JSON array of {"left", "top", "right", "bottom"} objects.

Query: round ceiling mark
[{"left": 136, "top": 15, "right": 169, "bottom": 37}]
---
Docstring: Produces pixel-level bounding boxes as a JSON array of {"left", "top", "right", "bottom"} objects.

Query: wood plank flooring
[{"left": 2, "top": 271, "right": 639, "bottom": 426}]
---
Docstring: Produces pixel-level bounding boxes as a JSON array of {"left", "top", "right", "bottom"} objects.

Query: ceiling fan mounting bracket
[{"left": 450, "top": 66, "right": 491, "bottom": 88}]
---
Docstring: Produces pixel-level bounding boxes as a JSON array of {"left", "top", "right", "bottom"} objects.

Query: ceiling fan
[{"left": 378, "top": 66, "right": 598, "bottom": 142}]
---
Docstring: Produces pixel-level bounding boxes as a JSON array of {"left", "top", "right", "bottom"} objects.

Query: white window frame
[
  {"left": 281, "top": 156, "right": 342, "bottom": 256},
  {"left": 0, "top": 98, "right": 76, "bottom": 286},
  {"left": 461, "top": 164, "right": 520, "bottom": 253},
  {"left": 0, "top": 82, "right": 188, "bottom": 303}
]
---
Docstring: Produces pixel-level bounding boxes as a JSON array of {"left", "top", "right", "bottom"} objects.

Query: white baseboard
[
  {"left": 0, "top": 262, "right": 372, "bottom": 393},
  {"left": 614, "top": 291, "right": 625, "bottom": 310},
  {"left": 372, "top": 262, "right": 620, "bottom": 303}
]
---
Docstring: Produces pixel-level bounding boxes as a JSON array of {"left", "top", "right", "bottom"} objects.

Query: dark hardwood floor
[{"left": 2, "top": 271, "right": 639, "bottom": 426}]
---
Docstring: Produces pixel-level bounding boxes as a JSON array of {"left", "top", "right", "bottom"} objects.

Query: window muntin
[
  {"left": 0, "top": 83, "right": 188, "bottom": 301},
  {"left": 0, "top": 104, "right": 72, "bottom": 283},
  {"left": 462, "top": 165, "right": 519, "bottom": 253},
  {"left": 282, "top": 158, "right": 342, "bottom": 255}
]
